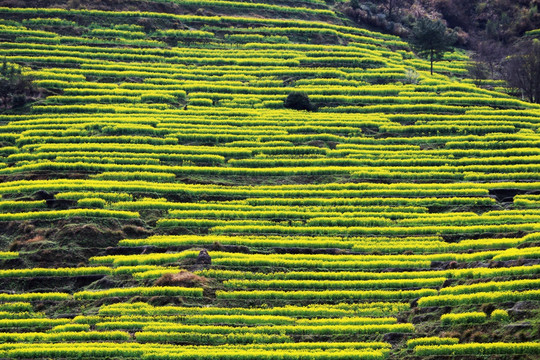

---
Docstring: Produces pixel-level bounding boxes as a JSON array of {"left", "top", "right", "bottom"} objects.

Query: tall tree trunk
[{"left": 430, "top": 49, "right": 434, "bottom": 75}]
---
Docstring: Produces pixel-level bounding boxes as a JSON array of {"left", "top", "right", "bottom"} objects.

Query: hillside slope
[{"left": 0, "top": 1, "right": 539, "bottom": 359}]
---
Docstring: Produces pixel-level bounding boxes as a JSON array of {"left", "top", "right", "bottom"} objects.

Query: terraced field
[{"left": 0, "top": 1, "right": 539, "bottom": 359}]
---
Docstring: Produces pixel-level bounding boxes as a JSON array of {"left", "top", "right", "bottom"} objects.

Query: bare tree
[
  {"left": 386, "top": 0, "right": 396, "bottom": 20},
  {"left": 473, "top": 40, "right": 507, "bottom": 79},
  {"left": 503, "top": 39, "right": 540, "bottom": 103}
]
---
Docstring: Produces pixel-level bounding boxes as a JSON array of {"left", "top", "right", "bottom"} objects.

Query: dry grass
[{"left": 154, "top": 271, "right": 208, "bottom": 287}]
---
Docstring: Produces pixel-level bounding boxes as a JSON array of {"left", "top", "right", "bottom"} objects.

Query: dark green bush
[{"left": 284, "top": 92, "right": 315, "bottom": 111}]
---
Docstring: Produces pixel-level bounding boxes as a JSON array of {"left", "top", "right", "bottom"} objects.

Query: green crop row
[
  {"left": 440, "top": 312, "right": 486, "bottom": 325},
  {"left": 73, "top": 286, "right": 204, "bottom": 299},
  {"left": 414, "top": 342, "right": 540, "bottom": 356},
  {"left": 99, "top": 302, "right": 408, "bottom": 318},
  {"left": 216, "top": 289, "right": 436, "bottom": 300},
  {"left": 418, "top": 290, "right": 540, "bottom": 307},
  {"left": 0, "top": 209, "right": 138, "bottom": 221},
  {"left": 222, "top": 278, "right": 446, "bottom": 290},
  {"left": 0, "top": 331, "right": 129, "bottom": 343}
]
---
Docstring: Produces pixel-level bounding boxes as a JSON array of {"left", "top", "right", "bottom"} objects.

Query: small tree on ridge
[{"left": 410, "top": 17, "right": 457, "bottom": 75}]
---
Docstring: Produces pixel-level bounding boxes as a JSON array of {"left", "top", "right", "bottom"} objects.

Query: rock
[
  {"left": 89, "top": 276, "right": 117, "bottom": 290},
  {"left": 412, "top": 313, "right": 438, "bottom": 323},
  {"left": 383, "top": 332, "right": 407, "bottom": 344},
  {"left": 56, "top": 313, "right": 79, "bottom": 319},
  {"left": 488, "top": 188, "right": 536, "bottom": 203},
  {"left": 510, "top": 301, "right": 538, "bottom": 312},
  {"left": 46, "top": 199, "right": 76, "bottom": 209},
  {"left": 105, "top": 246, "right": 159, "bottom": 256},
  {"left": 508, "top": 310, "right": 530, "bottom": 321},
  {"left": 307, "top": 140, "right": 326, "bottom": 148},
  {"left": 442, "top": 279, "right": 458, "bottom": 287},
  {"left": 196, "top": 249, "right": 211, "bottom": 265},
  {"left": 504, "top": 322, "right": 532, "bottom": 331},
  {"left": 122, "top": 225, "right": 152, "bottom": 237},
  {"left": 33, "top": 190, "right": 54, "bottom": 200}
]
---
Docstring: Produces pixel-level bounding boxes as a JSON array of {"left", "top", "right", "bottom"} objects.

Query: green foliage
[
  {"left": 77, "top": 197, "right": 107, "bottom": 208},
  {"left": 284, "top": 92, "right": 315, "bottom": 111},
  {"left": 440, "top": 311, "right": 487, "bottom": 325},
  {"left": 490, "top": 309, "right": 510, "bottom": 322},
  {"left": 410, "top": 18, "right": 457, "bottom": 74},
  {"left": 0, "top": 59, "right": 34, "bottom": 110}
]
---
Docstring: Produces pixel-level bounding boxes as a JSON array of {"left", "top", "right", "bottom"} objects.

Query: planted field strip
[{"left": 0, "top": 3, "right": 538, "bottom": 360}]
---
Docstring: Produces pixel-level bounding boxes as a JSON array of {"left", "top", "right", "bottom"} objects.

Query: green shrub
[
  {"left": 284, "top": 92, "right": 315, "bottom": 111},
  {"left": 490, "top": 309, "right": 510, "bottom": 321},
  {"left": 77, "top": 198, "right": 107, "bottom": 208}
]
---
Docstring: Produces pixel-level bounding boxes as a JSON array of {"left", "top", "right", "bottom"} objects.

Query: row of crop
[
  {"left": 406, "top": 337, "right": 458, "bottom": 349},
  {"left": 145, "top": 0, "right": 336, "bottom": 16},
  {"left": 56, "top": 191, "right": 133, "bottom": 201},
  {"left": 195, "top": 264, "right": 540, "bottom": 282},
  {"left": 0, "top": 209, "right": 139, "bottom": 221},
  {"left": 203, "top": 197, "right": 495, "bottom": 207},
  {"left": 222, "top": 278, "right": 447, "bottom": 290},
  {"left": 0, "top": 303, "right": 33, "bottom": 312},
  {"left": 492, "top": 247, "right": 540, "bottom": 261},
  {"left": 210, "top": 223, "right": 540, "bottom": 236},
  {"left": 215, "top": 289, "right": 437, "bottom": 300},
  {"left": 90, "top": 251, "right": 431, "bottom": 269},
  {"left": 80, "top": 314, "right": 397, "bottom": 327},
  {"left": 56, "top": 157, "right": 162, "bottom": 167},
  {"left": 0, "top": 25, "right": 57, "bottom": 38},
  {"left": 0, "top": 184, "right": 501, "bottom": 204},
  {"left": 0, "top": 251, "right": 18, "bottom": 259},
  {"left": 417, "top": 290, "right": 540, "bottom": 307},
  {"left": 0, "top": 331, "right": 129, "bottom": 343},
  {"left": 118, "top": 234, "right": 440, "bottom": 250},
  {"left": 515, "top": 194, "right": 540, "bottom": 208},
  {"left": 165, "top": 210, "right": 399, "bottom": 223},
  {"left": 440, "top": 279, "right": 540, "bottom": 295},
  {"left": 62, "top": 83, "right": 421, "bottom": 97},
  {"left": 113, "top": 202, "right": 428, "bottom": 215},
  {"left": 73, "top": 287, "right": 204, "bottom": 299},
  {"left": 16, "top": 135, "right": 178, "bottom": 146},
  {"left": 0, "top": 311, "right": 42, "bottom": 319},
  {"left": 158, "top": 219, "right": 274, "bottom": 228},
  {"left": 33, "top": 143, "right": 252, "bottom": 158},
  {"left": 141, "top": 322, "right": 414, "bottom": 335},
  {"left": 414, "top": 342, "right": 540, "bottom": 356},
  {"left": 0, "top": 7, "right": 403, "bottom": 43},
  {"left": 350, "top": 236, "right": 535, "bottom": 253},
  {"left": 303, "top": 214, "right": 540, "bottom": 227},
  {"left": 98, "top": 301, "right": 409, "bottom": 318},
  {"left": 440, "top": 309, "right": 509, "bottom": 325},
  {"left": 227, "top": 155, "right": 540, "bottom": 168},
  {"left": 0, "top": 344, "right": 389, "bottom": 360},
  {"left": 46, "top": 92, "right": 185, "bottom": 104},
  {"left": 332, "top": 146, "right": 540, "bottom": 160},
  {"left": 208, "top": 249, "right": 501, "bottom": 264},
  {"left": 0, "top": 266, "right": 112, "bottom": 278},
  {"left": 1, "top": 39, "right": 320, "bottom": 61},
  {"left": 350, "top": 170, "right": 540, "bottom": 181},
  {"left": 5, "top": 52, "right": 301, "bottom": 68},
  {"left": 6, "top": 173, "right": 517, "bottom": 193},
  {"left": 136, "top": 331, "right": 290, "bottom": 345},
  {"left": 0, "top": 318, "right": 70, "bottom": 329},
  {"left": 16, "top": 35, "right": 168, "bottom": 48}
]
